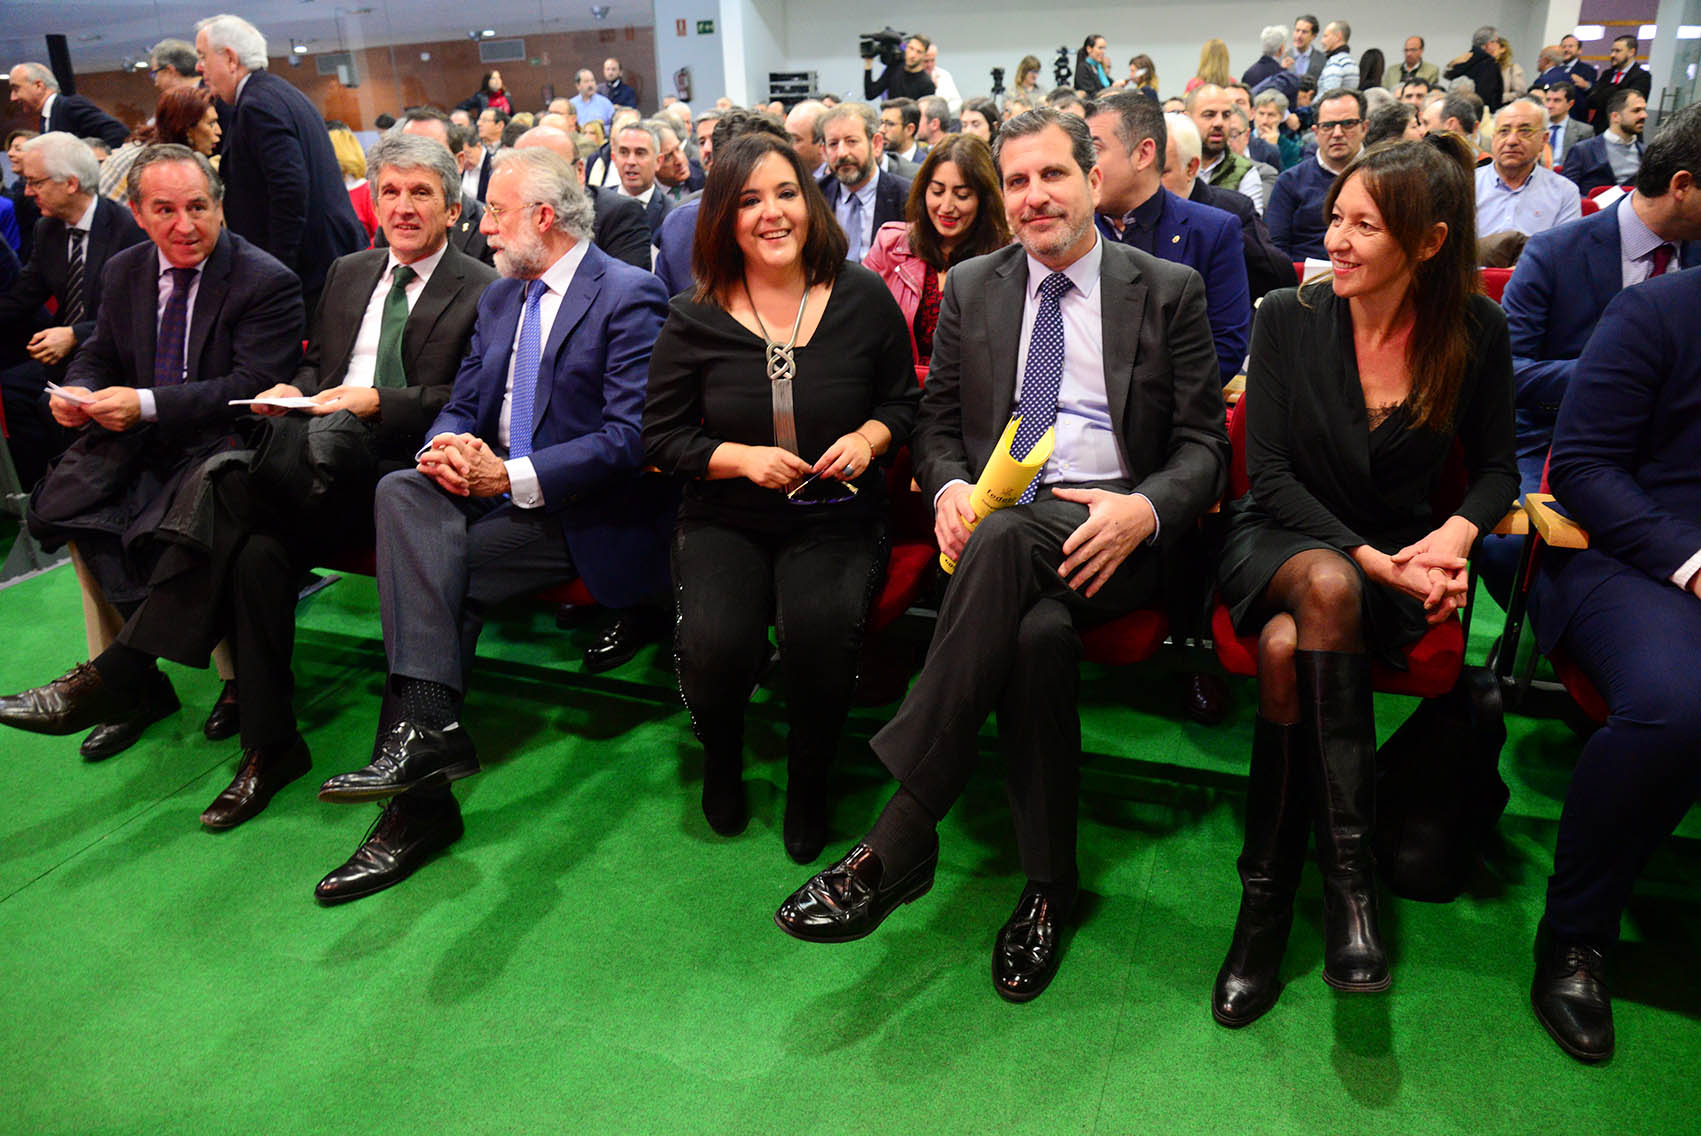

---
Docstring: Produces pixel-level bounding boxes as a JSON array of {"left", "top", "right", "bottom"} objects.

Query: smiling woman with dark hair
[{"left": 644, "top": 133, "right": 920, "bottom": 863}]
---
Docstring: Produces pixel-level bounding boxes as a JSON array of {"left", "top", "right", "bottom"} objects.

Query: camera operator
[{"left": 864, "top": 31, "right": 937, "bottom": 102}]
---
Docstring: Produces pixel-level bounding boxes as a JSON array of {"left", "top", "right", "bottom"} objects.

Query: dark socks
[
  {"left": 394, "top": 677, "right": 459, "bottom": 730},
  {"left": 864, "top": 786, "right": 939, "bottom": 876},
  {"left": 90, "top": 643, "right": 156, "bottom": 697}
]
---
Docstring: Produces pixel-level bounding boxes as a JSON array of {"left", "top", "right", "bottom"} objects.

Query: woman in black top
[
  {"left": 644, "top": 134, "right": 920, "bottom": 862},
  {"left": 1210, "top": 135, "right": 1517, "bottom": 1025}
]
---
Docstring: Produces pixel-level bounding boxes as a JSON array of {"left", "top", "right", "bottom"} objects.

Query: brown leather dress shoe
[
  {"left": 79, "top": 668, "right": 181, "bottom": 761},
  {"left": 315, "top": 793, "right": 464, "bottom": 904},
  {"left": 201, "top": 735, "right": 312, "bottom": 829},
  {"left": 0, "top": 662, "right": 136, "bottom": 736},
  {"left": 202, "top": 680, "right": 240, "bottom": 741}
]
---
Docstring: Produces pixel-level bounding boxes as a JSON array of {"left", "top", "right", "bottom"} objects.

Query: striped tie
[
  {"left": 154, "top": 267, "right": 196, "bottom": 387},
  {"left": 63, "top": 229, "right": 86, "bottom": 327}
]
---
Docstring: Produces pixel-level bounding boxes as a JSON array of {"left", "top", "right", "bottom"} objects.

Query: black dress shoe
[
  {"left": 317, "top": 720, "right": 480, "bottom": 803},
  {"left": 79, "top": 668, "right": 181, "bottom": 761},
  {"left": 201, "top": 735, "right": 312, "bottom": 829},
  {"left": 315, "top": 794, "right": 464, "bottom": 905},
  {"left": 581, "top": 616, "right": 645, "bottom": 673},
  {"left": 0, "top": 661, "right": 137, "bottom": 736},
  {"left": 202, "top": 680, "right": 240, "bottom": 741},
  {"left": 994, "top": 882, "right": 1075, "bottom": 1003},
  {"left": 1532, "top": 921, "right": 1614, "bottom": 1063},
  {"left": 774, "top": 841, "right": 937, "bottom": 943},
  {"left": 1185, "top": 671, "right": 1231, "bottom": 725}
]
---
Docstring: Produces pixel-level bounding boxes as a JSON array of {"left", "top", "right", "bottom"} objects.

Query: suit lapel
[
  {"left": 1099, "top": 245, "right": 1144, "bottom": 440},
  {"left": 402, "top": 246, "right": 462, "bottom": 368},
  {"left": 326, "top": 252, "right": 387, "bottom": 384},
  {"left": 183, "top": 232, "right": 234, "bottom": 383},
  {"left": 986, "top": 250, "right": 1027, "bottom": 431},
  {"left": 532, "top": 244, "right": 602, "bottom": 429},
  {"left": 1587, "top": 203, "right": 1624, "bottom": 311}
]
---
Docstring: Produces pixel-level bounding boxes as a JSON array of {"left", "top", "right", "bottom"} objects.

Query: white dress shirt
[
  {"left": 499, "top": 238, "right": 590, "bottom": 507},
  {"left": 929, "top": 67, "right": 963, "bottom": 116},
  {"left": 136, "top": 248, "right": 205, "bottom": 422},
  {"left": 68, "top": 194, "right": 96, "bottom": 254},
  {"left": 1200, "top": 154, "right": 1265, "bottom": 213},
  {"left": 343, "top": 242, "right": 448, "bottom": 389}
]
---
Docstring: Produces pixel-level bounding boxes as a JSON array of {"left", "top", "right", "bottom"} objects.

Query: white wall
[
  {"left": 654, "top": 0, "right": 728, "bottom": 108},
  {"left": 734, "top": 0, "right": 1550, "bottom": 105}
]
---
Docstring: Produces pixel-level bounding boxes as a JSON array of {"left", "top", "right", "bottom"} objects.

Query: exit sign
[{"left": 697, "top": 19, "right": 715, "bottom": 34}]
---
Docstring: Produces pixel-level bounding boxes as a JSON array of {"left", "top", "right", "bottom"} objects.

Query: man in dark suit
[
  {"left": 1578, "top": 35, "right": 1651, "bottom": 127},
  {"left": 0, "top": 133, "right": 147, "bottom": 487},
  {"left": 6, "top": 64, "right": 129, "bottom": 150},
  {"left": 1540, "top": 82, "right": 1594, "bottom": 169},
  {"left": 0, "top": 145, "right": 303, "bottom": 767},
  {"left": 817, "top": 102, "right": 911, "bottom": 263},
  {"left": 311, "top": 147, "right": 670, "bottom": 902},
  {"left": 1443, "top": 26, "right": 1505, "bottom": 111},
  {"left": 1289, "top": 16, "right": 1328, "bottom": 81},
  {"left": 776, "top": 110, "right": 1228, "bottom": 1001},
  {"left": 1562, "top": 90, "right": 1646, "bottom": 194},
  {"left": 384, "top": 110, "right": 495, "bottom": 266},
  {"left": 1088, "top": 93, "right": 1249, "bottom": 386},
  {"left": 654, "top": 110, "right": 791, "bottom": 296},
  {"left": 1538, "top": 34, "right": 1598, "bottom": 124},
  {"left": 193, "top": 14, "right": 367, "bottom": 311},
  {"left": 508, "top": 125, "right": 651, "bottom": 272},
  {"left": 1526, "top": 263, "right": 1701, "bottom": 1065},
  {"left": 1167, "top": 123, "right": 1294, "bottom": 301},
  {"left": 608, "top": 118, "right": 673, "bottom": 243}
]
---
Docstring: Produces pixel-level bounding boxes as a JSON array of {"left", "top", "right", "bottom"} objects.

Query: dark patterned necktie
[
  {"left": 63, "top": 229, "right": 86, "bottom": 327},
  {"left": 154, "top": 267, "right": 197, "bottom": 387},
  {"left": 1013, "top": 271, "right": 1074, "bottom": 503},
  {"left": 372, "top": 264, "right": 416, "bottom": 389}
]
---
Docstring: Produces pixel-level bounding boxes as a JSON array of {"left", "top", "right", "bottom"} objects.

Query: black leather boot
[
  {"left": 1213, "top": 716, "right": 1311, "bottom": 1026},
  {"left": 783, "top": 744, "right": 831, "bottom": 864},
  {"left": 1297, "top": 649, "right": 1389, "bottom": 992}
]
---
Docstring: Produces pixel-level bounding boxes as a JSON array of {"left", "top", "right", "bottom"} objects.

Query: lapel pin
[{"left": 1171, "top": 234, "right": 1181, "bottom": 243}]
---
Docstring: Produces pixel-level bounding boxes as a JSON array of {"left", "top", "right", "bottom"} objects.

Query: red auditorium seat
[
  {"left": 1481, "top": 267, "right": 1512, "bottom": 303},
  {"left": 1579, "top": 196, "right": 1599, "bottom": 216}
]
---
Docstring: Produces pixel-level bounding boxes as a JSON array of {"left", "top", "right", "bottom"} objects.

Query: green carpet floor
[{"left": 1, "top": 561, "right": 1697, "bottom": 1134}]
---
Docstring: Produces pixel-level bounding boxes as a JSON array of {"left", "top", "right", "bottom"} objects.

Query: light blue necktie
[
  {"left": 844, "top": 192, "right": 865, "bottom": 261},
  {"left": 1012, "top": 272, "right": 1074, "bottom": 504},
  {"left": 509, "top": 279, "right": 544, "bottom": 460}
]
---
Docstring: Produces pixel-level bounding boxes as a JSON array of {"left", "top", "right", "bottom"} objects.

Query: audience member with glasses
[
  {"left": 643, "top": 133, "right": 921, "bottom": 862},
  {"left": 1266, "top": 88, "right": 1368, "bottom": 260}
]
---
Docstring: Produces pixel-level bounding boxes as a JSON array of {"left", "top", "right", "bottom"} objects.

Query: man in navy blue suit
[
  {"left": 816, "top": 102, "right": 911, "bottom": 262},
  {"left": 6, "top": 63, "right": 128, "bottom": 150},
  {"left": 194, "top": 14, "right": 366, "bottom": 311},
  {"left": 1526, "top": 261, "right": 1701, "bottom": 1064},
  {"left": 1087, "top": 92, "right": 1249, "bottom": 386},
  {"left": 311, "top": 147, "right": 670, "bottom": 902},
  {"left": 1561, "top": 89, "right": 1647, "bottom": 195}
]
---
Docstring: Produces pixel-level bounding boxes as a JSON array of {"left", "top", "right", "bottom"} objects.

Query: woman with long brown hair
[
  {"left": 863, "top": 133, "right": 1009, "bottom": 382},
  {"left": 644, "top": 134, "right": 920, "bottom": 862},
  {"left": 1210, "top": 134, "right": 1517, "bottom": 1026}
]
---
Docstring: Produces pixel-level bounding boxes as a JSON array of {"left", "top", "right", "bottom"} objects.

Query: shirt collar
[
  {"left": 1618, "top": 194, "right": 1669, "bottom": 263},
  {"left": 72, "top": 195, "right": 98, "bottom": 232},
  {"left": 156, "top": 247, "right": 207, "bottom": 277},
  {"left": 1121, "top": 186, "right": 1166, "bottom": 232},
  {"left": 386, "top": 240, "right": 448, "bottom": 285},
  {"left": 619, "top": 181, "right": 655, "bottom": 204},
  {"left": 235, "top": 71, "right": 253, "bottom": 104},
  {"left": 1025, "top": 228, "right": 1101, "bottom": 301},
  {"left": 849, "top": 167, "right": 879, "bottom": 208},
  {"left": 40, "top": 92, "right": 56, "bottom": 121},
  {"left": 1199, "top": 153, "right": 1222, "bottom": 177},
  {"left": 532, "top": 236, "right": 591, "bottom": 298}
]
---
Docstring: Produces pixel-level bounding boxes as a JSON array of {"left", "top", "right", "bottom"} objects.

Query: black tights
[{"left": 1253, "top": 548, "right": 1365, "bottom": 723}]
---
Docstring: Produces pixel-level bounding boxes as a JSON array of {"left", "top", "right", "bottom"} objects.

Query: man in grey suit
[
  {"left": 776, "top": 109, "right": 1228, "bottom": 1001},
  {"left": 1541, "top": 82, "right": 1594, "bottom": 168}
]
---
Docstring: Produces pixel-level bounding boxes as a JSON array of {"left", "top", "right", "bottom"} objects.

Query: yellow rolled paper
[{"left": 939, "top": 416, "right": 1055, "bottom": 574}]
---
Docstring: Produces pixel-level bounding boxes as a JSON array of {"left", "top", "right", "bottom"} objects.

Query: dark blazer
[
  {"left": 626, "top": 188, "right": 670, "bottom": 243},
  {"left": 0, "top": 233, "right": 16, "bottom": 295},
  {"left": 653, "top": 196, "right": 698, "bottom": 297},
  {"left": 1242, "top": 55, "right": 1284, "bottom": 89},
  {"left": 6, "top": 181, "right": 40, "bottom": 266},
  {"left": 1097, "top": 188, "right": 1249, "bottom": 386},
  {"left": 1550, "top": 116, "right": 1595, "bottom": 167},
  {"left": 294, "top": 243, "right": 498, "bottom": 460},
  {"left": 1532, "top": 269, "right": 1701, "bottom": 651},
  {"left": 1445, "top": 48, "right": 1503, "bottom": 110},
  {"left": 219, "top": 70, "right": 368, "bottom": 301},
  {"left": 883, "top": 152, "right": 921, "bottom": 180},
  {"left": 43, "top": 94, "right": 129, "bottom": 150},
  {"left": 1189, "top": 177, "right": 1294, "bottom": 301},
  {"left": 428, "top": 242, "right": 670, "bottom": 607},
  {"left": 1586, "top": 62, "right": 1651, "bottom": 125},
  {"left": 0, "top": 196, "right": 147, "bottom": 378},
  {"left": 375, "top": 197, "right": 494, "bottom": 267},
  {"left": 818, "top": 169, "right": 912, "bottom": 236},
  {"left": 1560, "top": 134, "right": 1630, "bottom": 194},
  {"left": 587, "top": 186, "right": 653, "bottom": 270},
  {"left": 914, "top": 240, "right": 1228, "bottom": 550},
  {"left": 1501, "top": 198, "right": 1700, "bottom": 488}
]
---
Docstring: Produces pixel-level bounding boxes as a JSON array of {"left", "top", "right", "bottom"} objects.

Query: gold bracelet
[{"left": 853, "top": 429, "right": 875, "bottom": 455}]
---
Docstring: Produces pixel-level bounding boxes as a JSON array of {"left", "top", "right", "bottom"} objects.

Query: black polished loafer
[
  {"left": 774, "top": 842, "right": 937, "bottom": 944},
  {"left": 201, "top": 735, "right": 312, "bottom": 829},
  {"left": 79, "top": 668, "right": 180, "bottom": 761},
  {"left": 994, "top": 883, "right": 1074, "bottom": 1003},
  {"left": 581, "top": 616, "right": 645, "bottom": 674},
  {"left": 1532, "top": 921, "right": 1614, "bottom": 1063},
  {"left": 315, "top": 795, "right": 464, "bottom": 905},
  {"left": 317, "top": 720, "right": 480, "bottom": 803},
  {"left": 0, "top": 662, "right": 136, "bottom": 736},
  {"left": 202, "top": 680, "right": 240, "bottom": 741}
]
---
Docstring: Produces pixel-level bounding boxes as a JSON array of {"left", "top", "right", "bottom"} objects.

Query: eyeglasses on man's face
[{"left": 1316, "top": 118, "right": 1362, "bottom": 135}]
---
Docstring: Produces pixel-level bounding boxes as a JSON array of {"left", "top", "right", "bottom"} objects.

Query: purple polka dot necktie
[
  {"left": 509, "top": 278, "right": 544, "bottom": 460},
  {"left": 1012, "top": 271, "right": 1073, "bottom": 503},
  {"left": 153, "top": 267, "right": 197, "bottom": 387}
]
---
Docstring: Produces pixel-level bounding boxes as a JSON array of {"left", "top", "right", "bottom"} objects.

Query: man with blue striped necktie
[
  {"left": 312, "top": 147, "right": 670, "bottom": 903},
  {"left": 776, "top": 109, "right": 1228, "bottom": 1002}
]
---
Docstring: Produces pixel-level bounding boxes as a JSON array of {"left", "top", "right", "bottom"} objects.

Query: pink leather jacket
[{"left": 862, "top": 221, "right": 927, "bottom": 376}]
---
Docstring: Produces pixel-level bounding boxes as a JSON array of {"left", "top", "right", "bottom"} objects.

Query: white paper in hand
[
  {"left": 228, "top": 396, "right": 319, "bottom": 409},
  {"left": 45, "top": 382, "right": 98, "bottom": 406}
]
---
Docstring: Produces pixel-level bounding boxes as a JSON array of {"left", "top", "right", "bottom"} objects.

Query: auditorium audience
[
  {"left": 1212, "top": 133, "right": 1515, "bottom": 1026},
  {"left": 1542, "top": 35, "right": 1598, "bottom": 122},
  {"left": 1445, "top": 26, "right": 1504, "bottom": 111},
  {"left": 958, "top": 98, "right": 1000, "bottom": 145},
  {"left": 1398, "top": 78, "right": 1432, "bottom": 107},
  {"left": 1161, "top": 112, "right": 1295, "bottom": 302},
  {"left": 600, "top": 57, "right": 639, "bottom": 110},
  {"left": 1476, "top": 100, "right": 1580, "bottom": 238},
  {"left": 786, "top": 99, "right": 829, "bottom": 179},
  {"left": 7, "top": 130, "right": 41, "bottom": 273},
  {"left": 655, "top": 110, "right": 790, "bottom": 297},
  {"left": 1289, "top": 15, "right": 1326, "bottom": 80},
  {"left": 1190, "top": 39, "right": 1232, "bottom": 94},
  {"left": 1267, "top": 88, "right": 1367, "bottom": 259},
  {"left": 609, "top": 119, "right": 672, "bottom": 244},
  {"left": 569, "top": 69, "right": 616, "bottom": 130},
  {"left": 1128, "top": 54, "right": 1160, "bottom": 100},
  {"left": 1243, "top": 26, "right": 1288, "bottom": 91},
  {"left": 1316, "top": 21, "right": 1357, "bottom": 94},
  {"left": 387, "top": 108, "right": 495, "bottom": 266},
  {"left": 776, "top": 108, "right": 1226, "bottom": 1003},
  {"left": 880, "top": 98, "right": 927, "bottom": 166},
  {"left": 8, "top": 62, "right": 129, "bottom": 150},
  {"left": 1190, "top": 84, "right": 1265, "bottom": 212},
  {"left": 923, "top": 44, "right": 963, "bottom": 117},
  {"left": 1012, "top": 55, "right": 1043, "bottom": 100},
  {"left": 863, "top": 133, "right": 1010, "bottom": 378},
  {"left": 1492, "top": 37, "right": 1528, "bottom": 107},
  {"left": 1363, "top": 101, "right": 1423, "bottom": 148},
  {"left": 0, "top": 145, "right": 304, "bottom": 764},
  {"left": 818, "top": 102, "right": 911, "bottom": 263},
  {"left": 865, "top": 34, "right": 936, "bottom": 102},
  {"left": 1580, "top": 36, "right": 1651, "bottom": 129},
  {"left": 457, "top": 71, "right": 511, "bottom": 117},
  {"left": 644, "top": 132, "right": 918, "bottom": 859},
  {"left": 917, "top": 96, "right": 951, "bottom": 148},
  {"left": 327, "top": 122, "right": 377, "bottom": 243},
  {"left": 1357, "top": 48, "right": 1385, "bottom": 93},
  {"left": 1541, "top": 82, "right": 1593, "bottom": 167},
  {"left": 1253, "top": 90, "right": 1302, "bottom": 169},
  {"left": 1074, "top": 35, "right": 1119, "bottom": 98},
  {"left": 1562, "top": 90, "right": 1646, "bottom": 194},
  {"left": 1385, "top": 36, "right": 1439, "bottom": 91},
  {"left": 148, "top": 38, "right": 202, "bottom": 94}
]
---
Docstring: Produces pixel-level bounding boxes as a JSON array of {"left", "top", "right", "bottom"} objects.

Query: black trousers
[
  {"left": 1547, "top": 567, "right": 1701, "bottom": 944},
  {"left": 671, "top": 513, "right": 885, "bottom": 767},
  {"left": 872, "top": 487, "right": 1160, "bottom": 885}
]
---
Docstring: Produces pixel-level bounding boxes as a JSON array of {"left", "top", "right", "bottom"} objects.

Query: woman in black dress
[
  {"left": 1210, "top": 134, "right": 1518, "bottom": 1025},
  {"left": 644, "top": 134, "right": 920, "bottom": 863}
]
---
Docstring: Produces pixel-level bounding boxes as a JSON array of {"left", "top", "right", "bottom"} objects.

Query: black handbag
[{"left": 1375, "top": 665, "right": 1510, "bottom": 902}]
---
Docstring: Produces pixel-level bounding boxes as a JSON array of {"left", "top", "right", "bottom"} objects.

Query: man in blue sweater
[{"left": 1266, "top": 88, "right": 1365, "bottom": 260}]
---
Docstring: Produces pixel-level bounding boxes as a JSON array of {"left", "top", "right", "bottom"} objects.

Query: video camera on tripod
[
  {"left": 1053, "top": 47, "right": 1073, "bottom": 88},
  {"left": 859, "top": 27, "right": 911, "bottom": 70}
]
